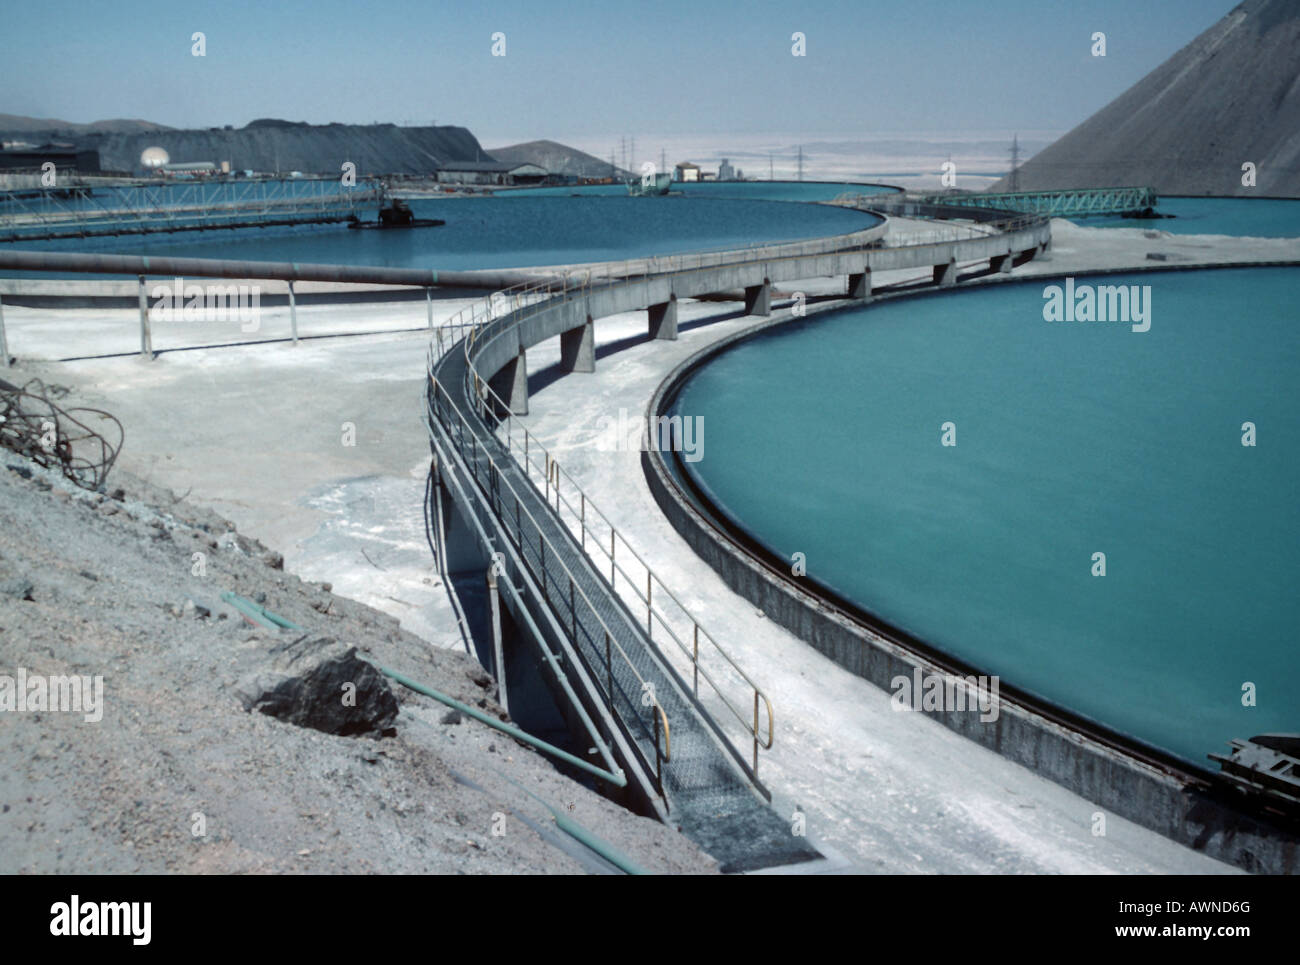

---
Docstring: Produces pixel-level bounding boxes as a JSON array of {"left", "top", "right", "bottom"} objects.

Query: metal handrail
[
  {"left": 426, "top": 268, "right": 780, "bottom": 778},
  {"left": 425, "top": 373, "right": 672, "bottom": 785},
  {"left": 452, "top": 270, "right": 779, "bottom": 771},
  {"left": 497, "top": 404, "right": 777, "bottom": 772}
]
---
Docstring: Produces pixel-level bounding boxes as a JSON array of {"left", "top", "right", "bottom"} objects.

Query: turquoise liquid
[{"left": 673, "top": 267, "right": 1300, "bottom": 766}]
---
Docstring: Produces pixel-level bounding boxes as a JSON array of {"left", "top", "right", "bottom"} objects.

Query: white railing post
[
  {"left": 288, "top": 280, "right": 298, "bottom": 345},
  {"left": 137, "top": 275, "right": 152, "bottom": 359},
  {"left": 0, "top": 292, "right": 9, "bottom": 366}
]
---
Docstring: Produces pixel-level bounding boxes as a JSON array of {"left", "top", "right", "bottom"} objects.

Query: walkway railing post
[
  {"left": 605, "top": 631, "right": 613, "bottom": 700},
  {"left": 136, "top": 275, "right": 152, "bottom": 359},
  {"left": 0, "top": 292, "right": 9, "bottom": 366},
  {"left": 487, "top": 564, "right": 509, "bottom": 716},
  {"left": 693, "top": 624, "right": 699, "bottom": 695},
  {"left": 288, "top": 280, "right": 299, "bottom": 344}
]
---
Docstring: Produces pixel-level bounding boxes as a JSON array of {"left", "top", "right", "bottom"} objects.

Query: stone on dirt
[{"left": 236, "top": 636, "right": 399, "bottom": 737}]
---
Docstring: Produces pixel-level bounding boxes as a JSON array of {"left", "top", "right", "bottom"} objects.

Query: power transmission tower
[{"left": 1008, "top": 134, "right": 1022, "bottom": 192}]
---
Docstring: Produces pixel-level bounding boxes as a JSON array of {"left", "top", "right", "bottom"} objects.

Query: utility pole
[{"left": 1008, "top": 134, "right": 1022, "bottom": 192}]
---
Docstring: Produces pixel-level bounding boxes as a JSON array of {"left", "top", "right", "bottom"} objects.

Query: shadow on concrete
[{"left": 524, "top": 301, "right": 834, "bottom": 397}]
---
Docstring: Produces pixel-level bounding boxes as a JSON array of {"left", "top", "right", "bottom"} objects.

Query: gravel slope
[
  {"left": 996, "top": 0, "right": 1300, "bottom": 197},
  {"left": 0, "top": 451, "right": 715, "bottom": 874}
]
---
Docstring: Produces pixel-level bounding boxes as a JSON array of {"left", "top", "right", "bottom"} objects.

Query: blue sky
[{"left": 2, "top": 0, "right": 1232, "bottom": 142}]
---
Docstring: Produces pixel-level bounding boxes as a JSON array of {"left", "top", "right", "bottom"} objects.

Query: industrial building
[
  {"left": 0, "top": 143, "right": 101, "bottom": 173},
  {"left": 674, "top": 161, "right": 701, "bottom": 182},
  {"left": 160, "top": 161, "right": 221, "bottom": 178},
  {"left": 435, "top": 161, "right": 549, "bottom": 186}
]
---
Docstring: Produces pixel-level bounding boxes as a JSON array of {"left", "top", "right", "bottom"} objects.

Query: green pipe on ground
[
  {"left": 553, "top": 812, "right": 646, "bottom": 875},
  {"left": 379, "top": 665, "right": 627, "bottom": 789},
  {"left": 491, "top": 766, "right": 647, "bottom": 875},
  {"left": 221, "top": 591, "right": 307, "bottom": 630},
  {"left": 217, "top": 593, "right": 628, "bottom": 796}
]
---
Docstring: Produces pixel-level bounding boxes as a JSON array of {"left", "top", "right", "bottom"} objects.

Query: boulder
[{"left": 236, "top": 636, "right": 398, "bottom": 737}]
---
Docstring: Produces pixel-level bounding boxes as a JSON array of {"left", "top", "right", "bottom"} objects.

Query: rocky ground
[{"left": 0, "top": 440, "right": 715, "bottom": 874}]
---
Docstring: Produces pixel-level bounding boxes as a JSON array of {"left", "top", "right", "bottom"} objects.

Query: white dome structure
[{"left": 140, "top": 146, "right": 170, "bottom": 169}]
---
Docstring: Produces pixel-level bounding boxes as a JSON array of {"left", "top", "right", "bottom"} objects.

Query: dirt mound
[{"left": 996, "top": 0, "right": 1300, "bottom": 197}]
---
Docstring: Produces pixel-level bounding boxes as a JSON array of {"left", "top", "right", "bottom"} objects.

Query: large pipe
[
  {"left": 218, "top": 591, "right": 627, "bottom": 789},
  {"left": 0, "top": 249, "right": 557, "bottom": 291},
  {"left": 493, "top": 769, "right": 648, "bottom": 875},
  {"left": 381, "top": 666, "right": 628, "bottom": 789}
]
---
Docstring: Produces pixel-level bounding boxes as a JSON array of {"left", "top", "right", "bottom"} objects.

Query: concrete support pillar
[
  {"left": 933, "top": 259, "right": 957, "bottom": 287},
  {"left": 989, "top": 253, "right": 1013, "bottom": 274},
  {"left": 560, "top": 316, "right": 595, "bottom": 371},
  {"left": 488, "top": 347, "right": 529, "bottom": 416},
  {"left": 744, "top": 280, "right": 771, "bottom": 316},
  {"left": 848, "top": 269, "right": 873, "bottom": 300},
  {"left": 648, "top": 296, "right": 678, "bottom": 340}
]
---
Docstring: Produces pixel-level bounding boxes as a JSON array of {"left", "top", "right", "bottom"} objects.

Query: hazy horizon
[{"left": 3, "top": 0, "right": 1232, "bottom": 145}]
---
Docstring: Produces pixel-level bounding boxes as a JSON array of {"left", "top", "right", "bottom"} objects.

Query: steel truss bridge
[
  {"left": 0, "top": 177, "right": 386, "bottom": 242},
  {"left": 913, "top": 186, "right": 1158, "bottom": 219}
]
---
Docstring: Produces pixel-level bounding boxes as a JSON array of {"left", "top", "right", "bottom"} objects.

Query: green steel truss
[{"left": 916, "top": 186, "right": 1158, "bottom": 218}]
